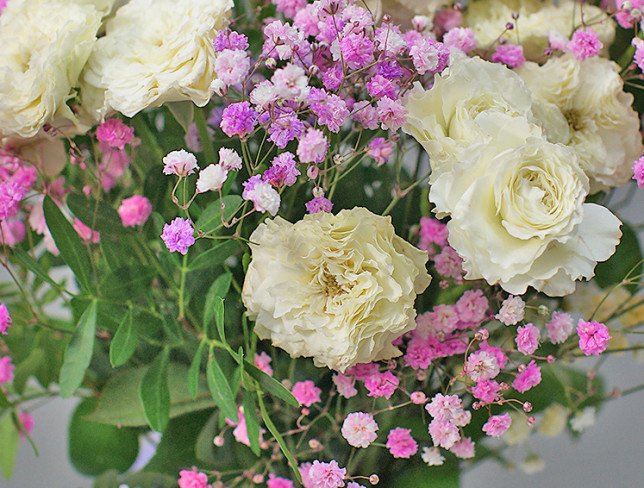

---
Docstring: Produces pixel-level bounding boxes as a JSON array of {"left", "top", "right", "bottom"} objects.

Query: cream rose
[
  {"left": 242, "top": 207, "right": 431, "bottom": 372},
  {"left": 403, "top": 54, "right": 539, "bottom": 190},
  {"left": 81, "top": 0, "right": 233, "bottom": 119},
  {"left": 364, "top": 0, "right": 444, "bottom": 26},
  {"left": 432, "top": 134, "right": 621, "bottom": 296},
  {"left": 0, "top": 0, "right": 104, "bottom": 138},
  {"left": 464, "top": 0, "right": 615, "bottom": 61},
  {"left": 519, "top": 55, "right": 642, "bottom": 192}
]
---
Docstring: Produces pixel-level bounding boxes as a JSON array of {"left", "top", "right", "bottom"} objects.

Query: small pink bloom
[
  {"left": 410, "top": 391, "right": 427, "bottom": 404},
  {"left": 219, "top": 148, "right": 242, "bottom": 171},
  {"left": 291, "top": 380, "right": 322, "bottom": 407},
  {"left": 516, "top": 323, "right": 540, "bottom": 355},
  {"left": 386, "top": 427, "right": 418, "bottom": 458},
  {"left": 341, "top": 412, "right": 379, "bottom": 448},
  {"left": 376, "top": 97, "right": 406, "bottom": 132},
  {"left": 364, "top": 370, "right": 399, "bottom": 399},
  {"left": 482, "top": 413, "right": 512, "bottom": 437},
  {"left": 434, "top": 246, "right": 464, "bottom": 283},
  {"left": 161, "top": 218, "right": 195, "bottom": 255},
  {"left": 254, "top": 351, "right": 273, "bottom": 376},
  {"left": 307, "top": 460, "right": 346, "bottom": 488},
  {"left": 632, "top": 156, "right": 644, "bottom": 188},
  {"left": 450, "top": 437, "right": 475, "bottom": 459},
  {"left": 226, "top": 407, "right": 265, "bottom": 447},
  {"left": 95, "top": 119, "right": 134, "bottom": 150},
  {"left": 18, "top": 411, "right": 35, "bottom": 439},
  {"left": 491, "top": 43, "right": 525, "bottom": 68},
  {"left": 118, "top": 195, "right": 152, "bottom": 227},
  {"left": 297, "top": 128, "right": 329, "bottom": 164},
  {"left": 0, "top": 356, "right": 14, "bottom": 384},
  {"left": 267, "top": 473, "right": 295, "bottom": 488},
  {"left": 178, "top": 469, "right": 209, "bottom": 488},
  {"left": 567, "top": 28, "right": 602, "bottom": 60},
  {"left": 546, "top": 311, "right": 574, "bottom": 344},
  {"left": 443, "top": 27, "right": 476, "bottom": 53},
  {"left": 332, "top": 373, "right": 357, "bottom": 399},
  {"left": 495, "top": 295, "right": 525, "bottom": 325},
  {"left": 162, "top": 149, "right": 198, "bottom": 176},
  {"left": 0, "top": 218, "right": 26, "bottom": 248},
  {"left": 455, "top": 289, "right": 488, "bottom": 327},
  {"left": 471, "top": 379, "right": 502, "bottom": 405},
  {"left": 465, "top": 350, "right": 500, "bottom": 382},
  {"left": 425, "top": 394, "right": 466, "bottom": 424},
  {"left": 418, "top": 216, "right": 448, "bottom": 251},
  {"left": 346, "top": 362, "right": 379, "bottom": 381},
  {"left": 0, "top": 303, "right": 11, "bottom": 335},
  {"left": 577, "top": 320, "right": 611, "bottom": 356},
  {"left": 479, "top": 341, "right": 508, "bottom": 369},
  {"left": 512, "top": 360, "right": 542, "bottom": 393},
  {"left": 366, "top": 137, "right": 394, "bottom": 165},
  {"left": 428, "top": 418, "right": 460, "bottom": 449}
]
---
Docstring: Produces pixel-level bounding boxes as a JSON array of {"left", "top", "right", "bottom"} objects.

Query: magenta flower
[
  {"left": 118, "top": 195, "right": 152, "bottom": 228},
  {"left": 632, "top": 156, "right": 644, "bottom": 188},
  {"left": 0, "top": 356, "right": 14, "bottom": 384},
  {"left": 364, "top": 370, "right": 399, "bottom": 399},
  {"left": 386, "top": 427, "right": 418, "bottom": 458},
  {"left": 0, "top": 303, "right": 12, "bottom": 335},
  {"left": 568, "top": 28, "right": 603, "bottom": 60},
  {"left": 482, "top": 413, "right": 512, "bottom": 437},
  {"left": 95, "top": 118, "right": 134, "bottom": 150},
  {"left": 177, "top": 469, "right": 209, "bottom": 488},
  {"left": 577, "top": 320, "right": 611, "bottom": 356},
  {"left": 307, "top": 460, "right": 346, "bottom": 488},
  {"left": 221, "top": 101, "right": 258, "bottom": 139},
  {"left": 291, "top": 380, "right": 322, "bottom": 407},
  {"left": 491, "top": 43, "right": 526, "bottom": 68},
  {"left": 512, "top": 360, "right": 542, "bottom": 393},
  {"left": 516, "top": 323, "right": 540, "bottom": 355}
]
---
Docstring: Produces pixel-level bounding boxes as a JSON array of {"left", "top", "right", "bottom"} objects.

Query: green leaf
[
  {"left": 69, "top": 398, "right": 139, "bottom": 476},
  {"left": 13, "top": 348, "right": 45, "bottom": 394},
  {"left": 207, "top": 350, "right": 238, "bottom": 422},
  {"left": 43, "top": 196, "right": 94, "bottom": 292},
  {"left": 242, "top": 390, "right": 261, "bottom": 456},
  {"left": 214, "top": 298, "right": 225, "bottom": 342},
  {"left": 110, "top": 310, "right": 138, "bottom": 367},
  {"left": 87, "top": 364, "right": 214, "bottom": 427},
  {"left": 100, "top": 266, "right": 156, "bottom": 300},
  {"left": 188, "top": 341, "right": 207, "bottom": 399},
  {"left": 257, "top": 393, "right": 301, "bottom": 483},
  {"left": 195, "top": 195, "right": 243, "bottom": 235},
  {"left": 595, "top": 222, "right": 643, "bottom": 293},
  {"left": 11, "top": 249, "right": 64, "bottom": 291},
  {"left": 59, "top": 300, "right": 97, "bottom": 398},
  {"left": 0, "top": 413, "right": 19, "bottom": 480},
  {"left": 203, "top": 272, "right": 232, "bottom": 327},
  {"left": 387, "top": 460, "right": 460, "bottom": 487},
  {"left": 0, "top": 389, "right": 10, "bottom": 408},
  {"left": 245, "top": 362, "right": 299, "bottom": 408},
  {"left": 139, "top": 349, "right": 170, "bottom": 432},
  {"left": 188, "top": 240, "right": 238, "bottom": 272},
  {"left": 166, "top": 101, "right": 195, "bottom": 133},
  {"left": 67, "top": 193, "right": 125, "bottom": 235}
]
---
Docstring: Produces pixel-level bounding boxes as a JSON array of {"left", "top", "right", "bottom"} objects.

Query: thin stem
[{"left": 178, "top": 253, "right": 188, "bottom": 320}]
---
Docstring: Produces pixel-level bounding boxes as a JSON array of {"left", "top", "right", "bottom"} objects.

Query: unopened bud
[
  {"left": 369, "top": 474, "right": 380, "bottom": 485},
  {"left": 523, "top": 402, "right": 533, "bottom": 413},
  {"left": 213, "top": 435, "right": 225, "bottom": 447}
]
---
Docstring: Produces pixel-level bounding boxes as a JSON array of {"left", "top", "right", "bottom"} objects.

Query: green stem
[
  {"left": 195, "top": 107, "right": 217, "bottom": 163},
  {"left": 178, "top": 253, "right": 188, "bottom": 320}
]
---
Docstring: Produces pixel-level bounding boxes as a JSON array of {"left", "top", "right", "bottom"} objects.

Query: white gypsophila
[
  {"left": 249, "top": 182, "right": 281, "bottom": 216},
  {"left": 421, "top": 447, "right": 445, "bottom": 466},
  {"left": 518, "top": 55, "right": 642, "bottom": 192},
  {"left": 196, "top": 164, "right": 228, "bottom": 193},
  {"left": 570, "top": 406, "right": 596, "bottom": 432},
  {"left": 432, "top": 128, "right": 622, "bottom": 297},
  {"left": 242, "top": 207, "right": 431, "bottom": 372},
  {"left": 0, "top": 0, "right": 104, "bottom": 138},
  {"left": 464, "top": 0, "right": 615, "bottom": 61},
  {"left": 403, "top": 54, "right": 539, "bottom": 192},
  {"left": 81, "top": 0, "right": 233, "bottom": 119}
]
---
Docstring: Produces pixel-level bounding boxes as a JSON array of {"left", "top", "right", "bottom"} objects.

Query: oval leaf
[
  {"left": 110, "top": 310, "right": 138, "bottom": 367},
  {"left": 245, "top": 362, "right": 299, "bottom": 408},
  {"left": 188, "top": 240, "right": 238, "bottom": 272},
  {"left": 203, "top": 272, "right": 232, "bottom": 327},
  {"left": 207, "top": 352, "right": 238, "bottom": 422},
  {"left": 60, "top": 301, "right": 97, "bottom": 398},
  {"left": 139, "top": 349, "right": 170, "bottom": 432},
  {"left": 188, "top": 341, "right": 207, "bottom": 399},
  {"left": 43, "top": 196, "right": 94, "bottom": 293}
]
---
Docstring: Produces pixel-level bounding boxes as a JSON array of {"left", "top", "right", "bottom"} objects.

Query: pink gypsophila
[
  {"left": 307, "top": 460, "right": 346, "bottom": 488},
  {"left": 482, "top": 413, "right": 512, "bottom": 437},
  {"left": 546, "top": 311, "right": 574, "bottom": 344},
  {"left": 18, "top": 411, "right": 34, "bottom": 438},
  {"left": 161, "top": 218, "right": 195, "bottom": 255},
  {"left": 0, "top": 356, "right": 14, "bottom": 384},
  {"left": 567, "top": 28, "right": 602, "bottom": 61},
  {"left": 73, "top": 219, "right": 100, "bottom": 244},
  {"left": 495, "top": 295, "right": 525, "bottom": 325},
  {"left": 386, "top": 427, "right": 418, "bottom": 458},
  {"left": 455, "top": 289, "right": 488, "bottom": 328},
  {"left": 178, "top": 470, "right": 209, "bottom": 488},
  {"left": 516, "top": 323, "right": 540, "bottom": 355},
  {"left": 291, "top": 380, "right": 322, "bottom": 407},
  {"left": 512, "top": 360, "right": 542, "bottom": 393},
  {"left": 434, "top": 246, "right": 464, "bottom": 283},
  {"left": 577, "top": 320, "right": 611, "bottom": 356},
  {"left": 254, "top": 352, "right": 273, "bottom": 376},
  {"left": 375, "top": 97, "right": 406, "bottom": 132},
  {"left": 443, "top": 27, "right": 476, "bottom": 53},
  {"left": 428, "top": 418, "right": 460, "bottom": 449},
  {"left": 306, "top": 195, "right": 333, "bottom": 214},
  {"left": 118, "top": 195, "right": 152, "bottom": 227},
  {"left": 471, "top": 379, "right": 502, "bottom": 405},
  {"left": 332, "top": 373, "right": 357, "bottom": 398},
  {"left": 0, "top": 219, "right": 25, "bottom": 248},
  {"left": 162, "top": 150, "right": 198, "bottom": 176},
  {"left": 364, "top": 370, "right": 399, "bottom": 399},
  {"left": 491, "top": 43, "right": 525, "bottom": 68},
  {"left": 341, "top": 412, "right": 379, "bottom": 448},
  {"left": 226, "top": 407, "right": 265, "bottom": 447},
  {"left": 95, "top": 118, "right": 134, "bottom": 150},
  {"left": 632, "top": 156, "right": 644, "bottom": 187},
  {"left": 297, "top": 128, "right": 329, "bottom": 164},
  {"left": 0, "top": 303, "right": 11, "bottom": 335},
  {"left": 267, "top": 474, "right": 295, "bottom": 488},
  {"left": 221, "top": 101, "right": 258, "bottom": 139},
  {"left": 366, "top": 137, "right": 394, "bottom": 165},
  {"left": 465, "top": 350, "right": 500, "bottom": 382},
  {"left": 450, "top": 437, "right": 475, "bottom": 459},
  {"left": 418, "top": 216, "right": 448, "bottom": 251}
]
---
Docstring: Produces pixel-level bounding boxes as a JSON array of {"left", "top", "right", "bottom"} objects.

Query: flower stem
[{"left": 178, "top": 253, "right": 188, "bottom": 320}]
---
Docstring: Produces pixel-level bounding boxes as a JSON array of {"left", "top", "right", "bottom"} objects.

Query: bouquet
[{"left": 0, "top": 0, "right": 642, "bottom": 486}]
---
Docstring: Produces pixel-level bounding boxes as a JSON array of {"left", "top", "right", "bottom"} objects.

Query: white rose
[
  {"left": 464, "top": 0, "right": 615, "bottom": 61},
  {"left": 242, "top": 207, "right": 431, "bottom": 371},
  {"left": 0, "top": 0, "right": 103, "bottom": 137},
  {"left": 81, "top": 0, "right": 233, "bottom": 119},
  {"left": 432, "top": 133, "right": 621, "bottom": 296},
  {"left": 403, "top": 54, "right": 539, "bottom": 189},
  {"left": 519, "top": 55, "right": 642, "bottom": 191}
]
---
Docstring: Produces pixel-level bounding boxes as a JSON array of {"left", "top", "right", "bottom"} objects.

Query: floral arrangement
[{"left": 0, "top": 0, "right": 642, "bottom": 487}]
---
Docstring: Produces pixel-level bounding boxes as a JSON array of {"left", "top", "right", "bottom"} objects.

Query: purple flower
[
  {"left": 491, "top": 44, "right": 526, "bottom": 69},
  {"left": 264, "top": 152, "right": 300, "bottom": 187},
  {"left": 161, "top": 217, "right": 195, "bottom": 255},
  {"left": 305, "top": 195, "right": 333, "bottom": 214},
  {"left": 264, "top": 108, "right": 304, "bottom": 149},
  {"left": 309, "top": 88, "right": 349, "bottom": 133},
  {"left": 221, "top": 102, "right": 258, "bottom": 139},
  {"left": 213, "top": 29, "right": 249, "bottom": 52},
  {"left": 336, "top": 32, "right": 374, "bottom": 70}
]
